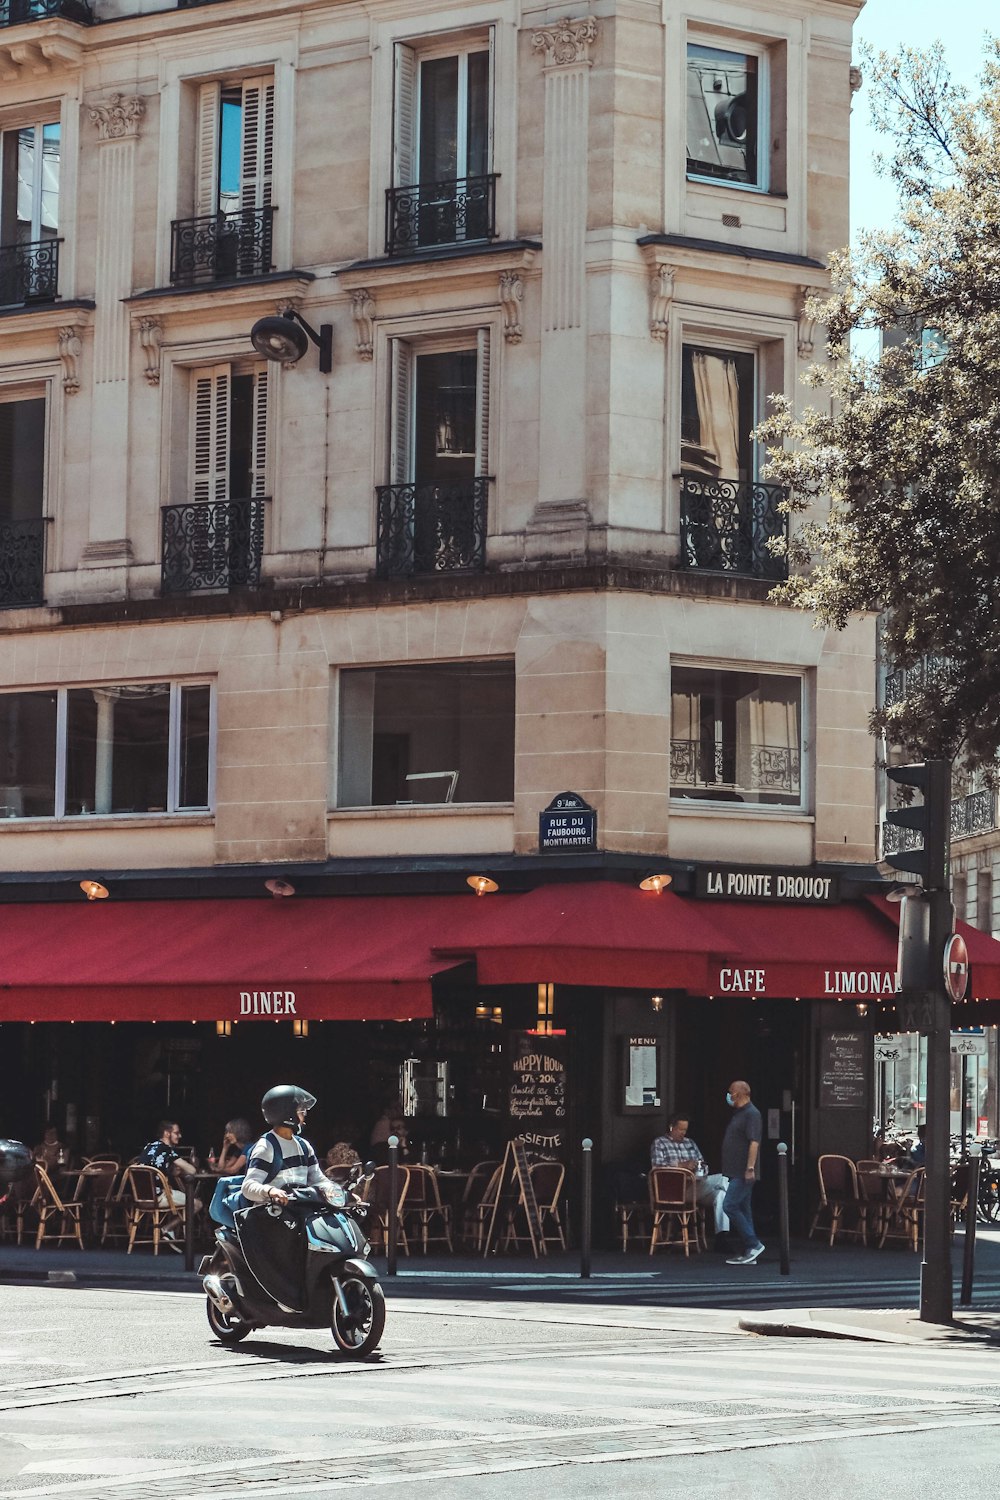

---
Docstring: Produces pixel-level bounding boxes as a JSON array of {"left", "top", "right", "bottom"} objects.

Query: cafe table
[{"left": 184, "top": 1172, "right": 220, "bottom": 1270}]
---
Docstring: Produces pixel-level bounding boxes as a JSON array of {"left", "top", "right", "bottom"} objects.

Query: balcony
[
  {"left": 161, "top": 498, "right": 267, "bottom": 595},
  {"left": 384, "top": 175, "right": 498, "bottom": 258},
  {"left": 951, "top": 788, "right": 997, "bottom": 840},
  {"left": 671, "top": 738, "right": 801, "bottom": 799},
  {"left": 169, "top": 207, "right": 274, "bottom": 288},
  {"left": 0, "top": 517, "right": 45, "bottom": 607},
  {"left": 0, "top": 238, "right": 59, "bottom": 307},
  {"left": 882, "top": 820, "right": 923, "bottom": 859},
  {"left": 884, "top": 654, "right": 949, "bottom": 708},
  {"left": 0, "top": 0, "right": 89, "bottom": 22},
  {"left": 376, "top": 478, "right": 490, "bottom": 579},
  {"left": 679, "top": 476, "right": 788, "bottom": 581}
]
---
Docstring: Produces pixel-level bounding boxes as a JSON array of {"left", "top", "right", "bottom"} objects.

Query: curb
[{"left": 739, "top": 1313, "right": 1000, "bottom": 1345}]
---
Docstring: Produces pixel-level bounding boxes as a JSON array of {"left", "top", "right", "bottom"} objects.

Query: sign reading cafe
[{"left": 716, "top": 968, "right": 900, "bottom": 997}]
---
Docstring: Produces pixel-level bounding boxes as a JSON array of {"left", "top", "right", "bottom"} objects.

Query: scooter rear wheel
[
  {"left": 331, "top": 1274, "right": 385, "bottom": 1356},
  {"left": 206, "top": 1295, "right": 253, "bottom": 1343}
]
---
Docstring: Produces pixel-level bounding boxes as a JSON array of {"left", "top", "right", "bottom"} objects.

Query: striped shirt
[{"left": 241, "top": 1131, "right": 330, "bottom": 1205}]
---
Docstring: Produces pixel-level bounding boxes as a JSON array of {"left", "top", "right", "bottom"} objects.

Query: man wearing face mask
[{"left": 720, "top": 1080, "right": 764, "bottom": 1265}]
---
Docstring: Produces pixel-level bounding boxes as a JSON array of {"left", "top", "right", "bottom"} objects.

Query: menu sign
[
  {"left": 508, "top": 1032, "right": 567, "bottom": 1153},
  {"left": 819, "top": 1030, "right": 867, "bottom": 1109}
]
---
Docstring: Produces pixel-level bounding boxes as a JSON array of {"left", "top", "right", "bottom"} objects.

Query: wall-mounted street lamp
[
  {"left": 80, "top": 879, "right": 109, "bottom": 901},
  {"left": 250, "top": 312, "right": 332, "bottom": 374},
  {"left": 639, "top": 872, "right": 672, "bottom": 894}
]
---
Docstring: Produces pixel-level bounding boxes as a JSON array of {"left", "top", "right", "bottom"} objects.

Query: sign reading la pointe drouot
[{"left": 694, "top": 865, "right": 840, "bottom": 904}]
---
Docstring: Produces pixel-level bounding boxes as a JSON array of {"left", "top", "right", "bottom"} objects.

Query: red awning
[
  {"left": 868, "top": 894, "right": 1000, "bottom": 1001},
  {"left": 434, "top": 881, "right": 730, "bottom": 990},
  {"left": 0, "top": 894, "right": 512, "bottom": 1022}
]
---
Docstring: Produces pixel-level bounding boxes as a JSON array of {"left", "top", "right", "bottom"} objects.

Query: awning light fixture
[
  {"left": 293, "top": 1017, "right": 309, "bottom": 1038},
  {"left": 536, "top": 981, "right": 554, "bottom": 1036},
  {"left": 474, "top": 1001, "right": 491, "bottom": 1019},
  {"left": 216, "top": 1019, "right": 233, "bottom": 1038},
  {"left": 265, "top": 878, "right": 296, "bottom": 898},
  {"left": 651, "top": 993, "right": 664, "bottom": 1014},
  {"left": 467, "top": 874, "right": 499, "bottom": 896},
  {"left": 80, "top": 879, "right": 109, "bottom": 901},
  {"left": 639, "top": 872, "right": 672, "bottom": 894}
]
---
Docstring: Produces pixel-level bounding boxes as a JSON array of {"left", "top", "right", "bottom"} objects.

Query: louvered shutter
[
  {"left": 393, "top": 44, "right": 417, "bottom": 188},
  {"left": 191, "top": 365, "right": 231, "bottom": 503},
  {"left": 251, "top": 366, "right": 269, "bottom": 497},
  {"left": 195, "top": 82, "right": 221, "bottom": 217},
  {"left": 475, "top": 328, "right": 491, "bottom": 477},
  {"left": 389, "top": 339, "right": 413, "bottom": 484},
  {"left": 485, "top": 30, "right": 496, "bottom": 174},
  {"left": 240, "top": 76, "right": 275, "bottom": 213}
]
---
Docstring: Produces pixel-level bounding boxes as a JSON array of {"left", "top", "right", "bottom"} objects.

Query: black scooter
[{"left": 200, "top": 1164, "right": 385, "bottom": 1356}]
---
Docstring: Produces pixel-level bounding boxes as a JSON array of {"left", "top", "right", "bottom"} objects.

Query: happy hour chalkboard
[
  {"left": 819, "top": 1030, "right": 867, "bottom": 1110},
  {"left": 508, "top": 1032, "right": 567, "bottom": 1154}
]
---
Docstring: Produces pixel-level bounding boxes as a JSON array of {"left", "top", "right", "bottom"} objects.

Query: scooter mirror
[{"left": 363, "top": 1160, "right": 376, "bottom": 1179}]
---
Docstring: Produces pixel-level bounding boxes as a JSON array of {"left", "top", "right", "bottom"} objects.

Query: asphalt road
[{"left": 2, "top": 1283, "right": 1000, "bottom": 1498}]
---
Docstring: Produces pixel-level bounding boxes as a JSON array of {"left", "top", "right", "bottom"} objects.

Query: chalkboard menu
[
  {"left": 508, "top": 1032, "right": 567, "bottom": 1154},
  {"left": 819, "top": 1030, "right": 867, "bottom": 1109}
]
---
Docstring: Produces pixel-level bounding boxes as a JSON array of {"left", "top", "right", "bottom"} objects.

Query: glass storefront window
[{"left": 875, "top": 1029, "right": 999, "bottom": 1142}]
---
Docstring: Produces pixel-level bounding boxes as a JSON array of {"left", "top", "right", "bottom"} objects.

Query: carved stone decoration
[
  {"left": 531, "top": 16, "right": 599, "bottom": 68},
  {"left": 849, "top": 66, "right": 863, "bottom": 107},
  {"left": 138, "top": 318, "right": 162, "bottom": 386},
  {"left": 499, "top": 271, "right": 523, "bottom": 344},
  {"left": 797, "top": 287, "right": 817, "bottom": 360},
  {"left": 58, "top": 326, "right": 82, "bottom": 394},
  {"left": 350, "top": 288, "right": 375, "bottom": 359},
  {"left": 88, "top": 93, "right": 145, "bottom": 143},
  {"left": 649, "top": 265, "right": 674, "bottom": 340}
]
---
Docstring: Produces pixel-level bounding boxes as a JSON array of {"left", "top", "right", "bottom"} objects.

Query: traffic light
[{"left": 883, "top": 759, "right": 950, "bottom": 889}]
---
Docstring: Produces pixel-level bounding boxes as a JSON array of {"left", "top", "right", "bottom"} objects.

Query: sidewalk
[{"left": 4, "top": 1233, "right": 1000, "bottom": 1344}]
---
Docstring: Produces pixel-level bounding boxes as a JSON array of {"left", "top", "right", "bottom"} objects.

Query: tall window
[
  {"left": 686, "top": 43, "right": 764, "bottom": 188},
  {"left": 681, "top": 345, "right": 756, "bottom": 482},
  {"left": 195, "top": 77, "right": 273, "bottom": 218},
  {"left": 337, "top": 661, "right": 514, "bottom": 807},
  {"left": 671, "top": 665, "right": 802, "bottom": 807},
  {"left": 190, "top": 364, "right": 268, "bottom": 502},
  {"left": 0, "top": 397, "right": 44, "bottom": 524},
  {"left": 0, "top": 682, "right": 212, "bottom": 820},
  {"left": 0, "top": 122, "right": 59, "bottom": 246}
]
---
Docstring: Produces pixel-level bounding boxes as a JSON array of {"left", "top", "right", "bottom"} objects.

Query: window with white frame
[
  {"left": 0, "top": 121, "right": 60, "bottom": 304},
  {"left": 670, "top": 665, "right": 803, "bottom": 807},
  {"left": 0, "top": 682, "right": 213, "bottom": 820},
  {"left": 189, "top": 363, "right": 268, "bottom": 503},
  {"left": 337, "top": 660, "right": 514, "bottom": 807},
  {"left": 194, "top": 76, "right": 273, "bottom": 219},
  {"left": 681, "top": 343, "right": 757, "bottom": 483},
  {"left": 686, "top": 42, "right": 767, "bottom": 190},
  {"left": 389, "top": 35, "right": 495, "bottom": 253},
  {"left": 0, "top": 393, "right": 45, "bottom": 524}
]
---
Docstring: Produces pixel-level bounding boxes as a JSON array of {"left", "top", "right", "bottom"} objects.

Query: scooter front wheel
[
  {"left": 331, "top": 1274, "right": 385, "bottom": 1356},
  {"left": 206, "top": 1295, "right": 253, "bottom": 1343}
]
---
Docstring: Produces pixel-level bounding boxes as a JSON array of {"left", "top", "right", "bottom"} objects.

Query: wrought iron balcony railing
[
  {"left": 385, "top": 174, "right": 498, "bottom": 257},
  {"left": 376, "top": 478, "right": 490, "bottom": 579},
  {"left": 679, "top": 476, "right": 789, "bottom": 581},
  {"left": 161, "top": 498, "right": 267, "bottom": 595},
  {"left": 881, "top": 820, "right": 923, "bottom": 859},
  {"left": 951, "top": 788, "right": 997, "bottom": 840},
  {"left": 0, "top": 517, "right": 45, "bottom": 607},
  {"left": 671, "top": 738, "right": 801, "bottom": 798},
  {"left": 169, "top": 206, "right": 275, "bottom": 287},
  {"left": 0, "top": 0, "right": 89, "bottom": 23},
  {"left": 883, "top": 654, "right": 949, "bottom": 708},
  {"left": 0, "top": 238, "right": 60, "bottom": 307}
]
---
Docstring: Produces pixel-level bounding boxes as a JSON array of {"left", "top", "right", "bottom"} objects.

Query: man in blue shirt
[{"left": 720, "top": 1081, "right": 764, "bottom": 1265}]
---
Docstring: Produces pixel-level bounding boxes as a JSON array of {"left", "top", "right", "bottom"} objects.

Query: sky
[{"left": 849, "top": 0, "right": 990, "bottom": 239}]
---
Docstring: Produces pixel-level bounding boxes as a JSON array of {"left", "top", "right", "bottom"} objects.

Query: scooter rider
[{"left": 242, "top": 1085, "right": 337, "bottom": 1209}]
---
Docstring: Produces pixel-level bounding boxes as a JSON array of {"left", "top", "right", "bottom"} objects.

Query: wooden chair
[
  {"left": 33, "top": 1164, "right": 85, "bottom": 1250},
  {"left": 649, "top": 1167, "right": 702, "bottom": 1256},
  {"left": 854, "top": 1160, "right": 891, "bottom": 1246},
  {"left": 75, "top": 1161, "right": 120, "bottom": 1243},
  {"left": 0, "top": 1173, "right": 38, "bottom": 1245},
  {"left": 401, "top": 1165, "right": 453, "bottom": 1253},
  {"left": 468, "top": 1165, "right": 504, "bottom": 1254},
  {"left": 457, "top": 1161, "right": 500, "bottom": 1249},
  {"left": 121, "top": 1164, "right": 184, "bottom": 1255},
  {"left": 100, "top": 1165, "right": 133, "bottom": 1247},
  {"left": 808, "top": 1155, "right": 863, "bottom": 1246},
  {"left": 364, "top": 1165, "right": 411, "bottom": 1256},
  {"left": 879, "top": 1166, "right": 925, "bottom": 1251}
]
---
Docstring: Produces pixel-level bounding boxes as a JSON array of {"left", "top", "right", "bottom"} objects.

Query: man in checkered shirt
[{"left": 650, "top": 1114, "right": 729, "bottom": 1235}]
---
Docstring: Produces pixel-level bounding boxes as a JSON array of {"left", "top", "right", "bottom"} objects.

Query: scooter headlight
[{"left": 325, "top": 1182, "right": 348, "bottom": 1208}]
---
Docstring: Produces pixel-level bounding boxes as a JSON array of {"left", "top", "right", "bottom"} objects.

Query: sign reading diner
[
  {"left": 239, "top": 990, "right": 298, "bottom": 1015},
  {"left": 695, "top": 865, "right": 839, "bottom": 904}
]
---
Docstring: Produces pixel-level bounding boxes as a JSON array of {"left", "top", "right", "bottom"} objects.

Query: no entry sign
[{"left": 944, "top": 932, "right": 970, "bottom": 1003}]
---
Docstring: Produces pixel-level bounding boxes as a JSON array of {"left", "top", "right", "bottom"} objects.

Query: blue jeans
[{"left": 722, "top": 1176, "right": 761, "bottom": 1252}]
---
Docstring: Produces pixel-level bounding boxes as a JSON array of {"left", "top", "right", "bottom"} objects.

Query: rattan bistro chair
[
  {"left": 458, "top": 1160, "right": 501, "bottom": 1249},
  {"left": 649, "top": 1167, "right": 703, "bottom": 1256},
  {"left": 33, "top": 1164, "right": 85, "bottom": 1250},
  {"left": 121, "top": 1164, "right": 184, "bottom": 1255},
  {"left": 75, "top": 1160, "right": 120, "bottom": 1243},
  {"left": 878, "top": 1166, "right": 925, "bottom": 1251},
  {"left": 401, "top": 1165, "right": 453, "bottom": 1253},
  {"left": 808, "top": 1155, "right": 864, "bottom": 1246},
  {"left": 364, "top": 1165, "right": 411, "bottom": 1256}
]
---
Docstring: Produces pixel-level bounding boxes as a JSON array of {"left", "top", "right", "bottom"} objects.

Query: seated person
[
  {"left": 33, "top": 1126, "right": 69, "bottom": 1171},
  {"left": 651, "top": 1114, "right": 729, "bottom": 1237},
  {"left": 369, "top": 1101, "right": 409, "bottom": 1166},
  {"left": 903, "top": 1125, "right": 926, "bottom": 1170},
  {"left": 139, "top": 1120, "right": 202, "bottom": 1225},
  {"left": 214, "top": 1118, "right": 254, "bottom": 1176},
  {"left": 324, "top": 1141, "right": 361, "bottom": 1184}
]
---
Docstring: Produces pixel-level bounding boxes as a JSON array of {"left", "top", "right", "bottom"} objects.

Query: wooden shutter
[
  {"left": 486, "top": 29, "right": 496, "bottom": 174},
  {"left": 393, "top": 44, "right": 417, "bottom": 188},
  {"left": 191, "top": 365, "right": 231, "bottom": 503},
  {"left": 195, "top": 82, "right": 221, "bottom": 217},
  {"left": 240, "top": 76, "right": 275, "bottom": 213},
  {"left": 475, "top": 328, "right": 491, "bottom": 477},
  {"left": 389, "top": 339, "right": 413, "bottom": 485},
  {"left": 251, "top": 366, "right": 269, "bottom": 497}
]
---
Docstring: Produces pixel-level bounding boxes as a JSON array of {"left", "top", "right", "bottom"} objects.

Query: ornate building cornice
[{"left": 531, "top": 16, "right": 599, "bottom": 68}]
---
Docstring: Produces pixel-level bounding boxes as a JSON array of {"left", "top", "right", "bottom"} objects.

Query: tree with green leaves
[{"left": 759, "top": 40, "right": 1000, "bottom": 772}]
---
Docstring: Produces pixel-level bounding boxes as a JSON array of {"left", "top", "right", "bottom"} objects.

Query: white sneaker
[
  {"left": 726, "top": 1252, "right": 753, "bottom": 1264},
  {"left": 746, "top": 1242, "right": 765, "bottom": 1262}
]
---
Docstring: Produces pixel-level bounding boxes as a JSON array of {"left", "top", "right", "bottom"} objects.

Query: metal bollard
[
  {"left": 960, "top": 1144, "right": 981, "bottom": 1307},
  {"left": 776, "top": 1142, "right": 791, "bottom": 1276},
  {"left": 387, "top": 1135, "right": 399, "bottom": 1278},
  {"left": 580, "top": 1138, "right": 593, "bottom": 1279}
]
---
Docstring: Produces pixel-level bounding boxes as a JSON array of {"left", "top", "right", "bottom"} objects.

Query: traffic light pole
[{"left": 920, "top": 891, "right": 954, "bottom": 1325}]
